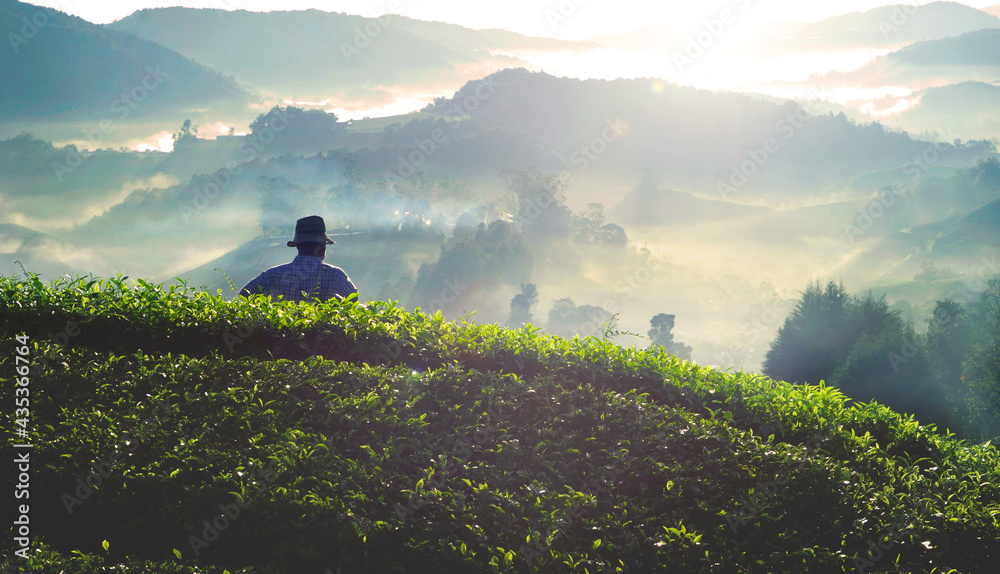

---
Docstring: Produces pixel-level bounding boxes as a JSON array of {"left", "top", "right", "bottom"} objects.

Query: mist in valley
[{"left": 2, "top": 0, "right": 998, "bottom": 394}]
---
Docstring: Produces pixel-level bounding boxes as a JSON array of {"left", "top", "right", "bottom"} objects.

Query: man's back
[{"left": 240, "top": 254, "right": 357, "bottom": 302}]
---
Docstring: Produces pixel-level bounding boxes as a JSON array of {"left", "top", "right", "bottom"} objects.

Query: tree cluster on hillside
[
  {"left": 172, "top": 119, "right": 200, "bottom": 150},
  {"left": 386, "top": 167, "right": 637, "bottom": 327},
  {"left": 248, "top": 106, "right": 345, "bottom": 154},
  {"left": 545, "top": 297, "right": 614, "bottom": 339},
  {"left": 933, "top": 281, "right": 1000, "bottom": 439},
  {"left": 764, "top": 279, "right": 1000, "bottom": 439},
  {"left": 507, "top": 294, "right": 695, "bottom": 360},
  {"left": 500, "top": 168, "right": 573, "bottom": 240},
  {"left": 570, "top": 203, "right": 628, "bottom": 246},
  {"left": 648, "top": 313, "right": 693, "bottom": 361},
  {"left": 0, "top": 132, "right": 149, "bottom": 184},
  {"left": 408, "top": 219, "right": 532, "bottom": 313},
  {"left": 910, "top": 156, "right": 1000, "bottom": 209}
]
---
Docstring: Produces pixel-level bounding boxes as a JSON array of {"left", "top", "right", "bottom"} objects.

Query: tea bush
[{"left": 2, "top": 275, "right": 998, "bottom": 573}]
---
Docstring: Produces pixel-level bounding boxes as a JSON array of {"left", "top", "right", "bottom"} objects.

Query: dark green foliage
[
  {"left": 925, "top": 300, "right": 971, "bottom": 423},
  {"left": 763, "top": 281, "right": 851, "bottom": 385},
  {"left": 3, "top": 274, "right": 1000, "bottom": 573},
  {"left": 766, "top": 278, "right": 1000, "bottom": 440},
  {"left": 962, "top": 279, "right": 1000, "bottom": 439},
  {"left": 764, "top": 284, "right": 952, "bottom": 426},
  {"left": 829, "top": 313, "right": 947, "bottom": 428}
]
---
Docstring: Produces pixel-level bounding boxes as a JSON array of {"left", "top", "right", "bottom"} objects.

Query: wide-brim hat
[{"left": 287, "top": 215, "right": 335, "bottom": 247}]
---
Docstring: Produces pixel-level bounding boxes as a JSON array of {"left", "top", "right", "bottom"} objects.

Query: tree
[
  {"left": 249, "top": 106, "right": 343, "bottom": 152},
  {"left": 924, "top": 300, "right": 971, "bottom": 424},
  {"left": 648, "top": 313, "right": 692, "bottom": 360},
  {"left": 763, "top": 281, "right": 851, "bottom": 385},
  {"left": 172, "top": 119, "right": 199, "bottom": 149},
  {"left": 571, "top": 202, "right": 604, "bottom": 242},
  {"left": 765, "top": 282, "right": 953, "bottom": 428},
  {"left": 962, "top": 278, "right": 1000, "bottom": 439},
  {"left": 594, "top": 223, "right": 628, "bottom": 246},
  {"left": 828, "top": 303, "right": 948, "bottom": 427},
  {"left": 547, "top": 298, "right": 613, "bottom": 339},
  {"left": 500, "top": 168, "right": 571, "bottom": 239},
  {"left": 508, "top": 283, "right": 538, "bottom": 327}
]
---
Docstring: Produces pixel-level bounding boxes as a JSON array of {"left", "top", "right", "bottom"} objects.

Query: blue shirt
[{"left": 240, "top": 255, "right": 358, "bottom": 302}]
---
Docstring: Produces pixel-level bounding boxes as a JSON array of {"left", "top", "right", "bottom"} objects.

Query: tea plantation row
[{"left": 2, "top": 275, "right": 999, "bottom": 573}]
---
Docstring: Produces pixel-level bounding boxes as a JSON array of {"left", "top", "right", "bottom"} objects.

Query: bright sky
[{"left": 44, "top": 0, "right": 1000, "bottom": 40}]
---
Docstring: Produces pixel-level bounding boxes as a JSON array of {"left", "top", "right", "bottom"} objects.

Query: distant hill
[
  {"left": 606, "top": 177, "right": 769, "bottom": 227},
  {"left": 891, "top": 28, "right": 1000, "bottom": 66},
  {"left": 0, "top": 222, "right": 58, "bottom": 252},
  {"left": 933, "top": 195, "right": 1000, "bottom": 251},
  {"left": 886, "top": 81, "right": 1000, "bottom": 140},
  {"left": 107, "top": 7, "right": 589, "bottom": 99},
  {"left": 426, "top": 69, "right": 987, "bottom": 195},
  {"left": 820, "top": 28, "right": 1000, "bottom": 90},
  {"left": 46, "top": 69, "right": 993, "bottom": 249},
  {"left": 0, "top": 0, "right": 249, "bottom": 122},
  {"left": 799, "top": 1, "right": 1000, "bottom": 45},
  {"left": 0, "top": 222, "right": 81, "bottom": 279},
  {"left": 842, "top": 189, "right": 1000, "bottom": 284}
]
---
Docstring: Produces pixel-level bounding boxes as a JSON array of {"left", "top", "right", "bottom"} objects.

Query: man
[{"left": 240, "top": 215, "right": 358, "bottom": 302}]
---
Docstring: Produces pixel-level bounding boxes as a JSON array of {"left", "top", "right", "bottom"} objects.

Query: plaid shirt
[{"left": 240, "top": 255, "right": 358, "bottom": 302}]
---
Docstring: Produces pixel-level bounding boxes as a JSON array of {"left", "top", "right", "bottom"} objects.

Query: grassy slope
[{"left": 1, "top": 275, "right": 999, "bottom": 573}]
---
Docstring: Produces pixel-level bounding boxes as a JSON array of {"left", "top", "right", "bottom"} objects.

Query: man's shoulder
[
  {"left": 320, "top": 262, "right": 349, "bottom": 274},
  {"left": 260, "top": 261, "right": 298, "bottom": 274}
]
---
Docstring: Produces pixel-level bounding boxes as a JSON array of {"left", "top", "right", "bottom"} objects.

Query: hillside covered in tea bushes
[{"left": 2, "top": 274, "right": 1000, "bottom": 573}]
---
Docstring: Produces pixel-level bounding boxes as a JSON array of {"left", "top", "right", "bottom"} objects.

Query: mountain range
[
  {"left": 0, "top": 0, "right": 249, "bottom": 122},
  {"left": 107, "top": 7, "right": 590, "bottom": 101},
  {"left": 797, "top": 1, "right": 1000, "bottom": 45},
  {"left": 830, "top": 27, "right": 1000, "bottom": 87}
]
